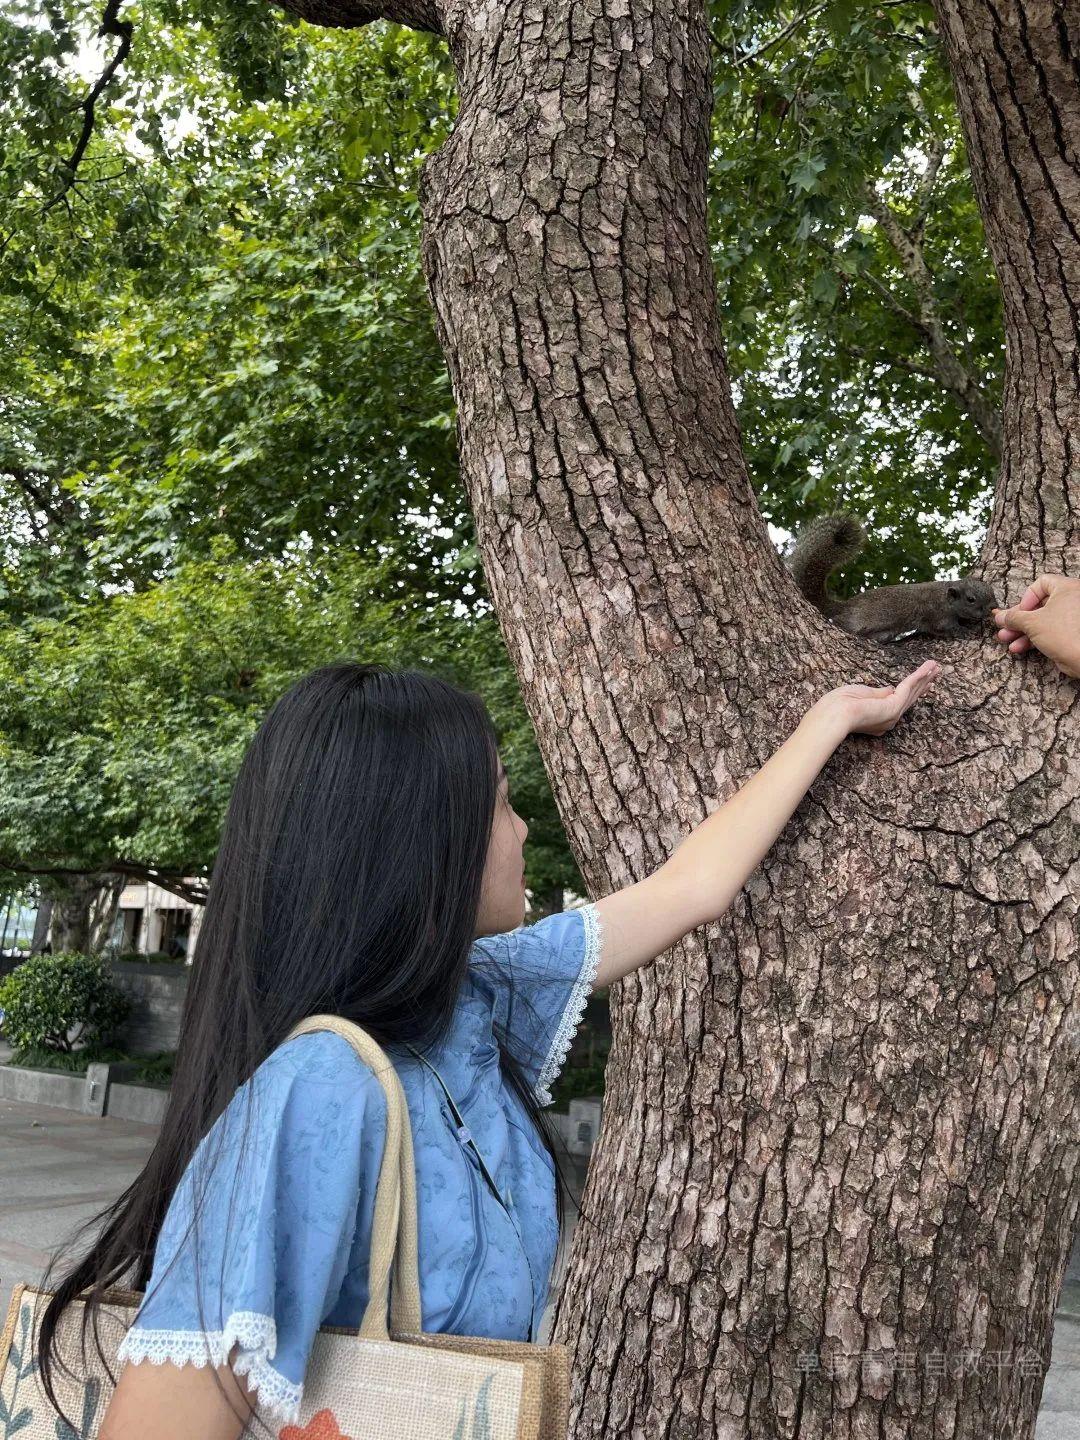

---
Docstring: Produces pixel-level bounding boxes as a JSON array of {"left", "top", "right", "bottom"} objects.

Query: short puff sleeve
[
  {"left": 468, "top": 902, "right": 603, "bottom": 1106},
  {"left": 115, "top": 1031, "right": 386, "bottom": 1427}
]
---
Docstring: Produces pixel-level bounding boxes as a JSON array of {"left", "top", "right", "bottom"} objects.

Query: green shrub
[
  {"left": 111, "top": 950, "right": 185, "bottom": 965},
  {"left": 10, "top": 1043, "right": 128, "bottom": 1074},
  {"left": 0, "top": 952, "right": 130, "bottom": 1054},
  {"left": 131, "top": 1051, "right": 176, "bottom": 1089}
]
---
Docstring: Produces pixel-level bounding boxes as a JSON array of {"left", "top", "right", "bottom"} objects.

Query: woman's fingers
[
  {"left": 839, "top": 662, "right": 939, "bottom": 736},
  {"left": 1025, "top": 574, "right": 1063, "bottom": 606},
  {"left": 901, "top": 661, "right": 940, "bottom": 712},
  {"left": 994, "top": 574, "right": 1059, "bottom": 638},
  {"left": 996, "top": 625, "right": 1032, "bottom": 652},
  {"left": 898, "top": 660, "right": 940, "bottom": 700},
  {"left": 868, "top": 663, "right": 936, "bottom": 725}
]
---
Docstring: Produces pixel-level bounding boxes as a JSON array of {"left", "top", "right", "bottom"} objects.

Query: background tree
[
  {"left": 2, "top": 1, "right": 1009, "bottom": 951},
  {"left": 0, "top": 2, "right": 581, "bottom": 935},
  {"left": 1, "top": 2, "right": 1007, "bottom": 599},
  {"left": 0, "top": 537, "right": 582, "bottom": 921}
]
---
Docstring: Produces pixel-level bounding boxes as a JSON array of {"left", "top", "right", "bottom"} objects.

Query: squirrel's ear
[{"left": 947, "top": 584, "right": 961, "bottom": 600}]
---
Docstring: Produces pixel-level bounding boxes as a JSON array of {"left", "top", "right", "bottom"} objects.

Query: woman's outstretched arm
[{"left": 589, "top": 659, "right": 941, "bottom": 989}]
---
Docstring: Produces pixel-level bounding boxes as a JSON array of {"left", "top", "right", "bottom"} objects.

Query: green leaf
[
  {"left": 790, "top": 154, "right": 827, "bottom": 194},
  {"left": 811, "top": 271, "right": 839, "bottom": 305}
]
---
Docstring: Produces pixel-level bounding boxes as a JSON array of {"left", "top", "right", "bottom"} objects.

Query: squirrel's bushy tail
[{"left": 789, "top": 511, "right": 867, "bottom": 610}]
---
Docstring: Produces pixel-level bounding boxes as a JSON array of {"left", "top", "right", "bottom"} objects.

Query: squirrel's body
[{"left": 789, "top": 512, "right": 997, "bottom": 642}]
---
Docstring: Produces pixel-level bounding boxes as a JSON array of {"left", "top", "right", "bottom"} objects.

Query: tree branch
[
  {"left": 860, "top": 183, "right": 1003, "bottom": 457},
  {"left": 41, "top": 0, "right": 134, "bottom": 218},
  {"left": 911, "top": 130, "right": 949, "bottom": 241},
  {"left": 841, "top": 342, "right": 940, "bottom": 382},
  {"left": 0, "top": 858, "right": 209, "bottom": 907},
  {"left": 809, "top": 233, "right": 924, "bottom": 331},
  {"left": 717, "top": 4, "right": 827, "bottom": 67},
  {"left": 268, "top": 0, "right": 444, "bottom": 34}
]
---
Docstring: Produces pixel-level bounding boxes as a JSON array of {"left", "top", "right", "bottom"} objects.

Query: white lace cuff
[
  {"left": 116, "top": 1310, "right": 302, "bottom": 1424},
  {"left": 534, "top": 901, "right": 603, "bottom": 1107}
]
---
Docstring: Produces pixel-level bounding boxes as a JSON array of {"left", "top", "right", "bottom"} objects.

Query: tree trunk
[
  {"left": 267, "top": 0, "right": 1079, "bottom": 1433},
  {"left": 933, "top": 1, "right": 1080, "bottom": 593},
  {"left": 48, "top": 873, "right": 110, "bottom": 953},
  {"left": 88, "top": 873, "right": 126, "bottom": 953},
  {"left": 29, "top": 894, "right": 52, "bottom": 954}
]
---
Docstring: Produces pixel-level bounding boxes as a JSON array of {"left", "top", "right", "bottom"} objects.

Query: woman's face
[{"left": 474, "top": 755, "right": 529, "bottom": 937}]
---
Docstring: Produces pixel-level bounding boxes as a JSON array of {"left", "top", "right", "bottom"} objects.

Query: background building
[{"left": 111, "top": 882, "right": 203, "bottom": 960}]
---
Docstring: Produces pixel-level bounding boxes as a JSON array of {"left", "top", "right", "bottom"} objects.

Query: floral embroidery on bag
[
  {"left": 280, "top": 1409, "right": 356, "bottom": 1440},
  {"left": 54, "top": 1377, "right": 101, "bottom": 1439},
  {"left": 1, "top": 1302, "right": 103, "bottom": 1439},
  {"left": 451, "top": 1373, "right": 494, "bottom": 1440},
  {"left": 275, "top": 1374, "right": 498, "bottom": 1440},
  {"left": 0, "top": 1302, "right": 38, "bottom": 1435}
]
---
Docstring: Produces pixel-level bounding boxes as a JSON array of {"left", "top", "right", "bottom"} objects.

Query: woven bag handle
[{"left": 283, "top": 1013, "right": 423, "bottom": 1338}]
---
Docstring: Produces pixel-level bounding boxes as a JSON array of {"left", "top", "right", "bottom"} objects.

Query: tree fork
[{"left": 266, "top": 0, "right": 1079, "bottom": 1434}]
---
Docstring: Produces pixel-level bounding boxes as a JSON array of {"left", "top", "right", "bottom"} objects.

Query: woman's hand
[{"left": 808, "top": 659, "right": 942, "bottom": 739}]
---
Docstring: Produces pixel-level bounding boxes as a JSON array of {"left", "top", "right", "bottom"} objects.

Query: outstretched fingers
[{"left": 895, "top": 660, "right": 941, "bottom": 715}]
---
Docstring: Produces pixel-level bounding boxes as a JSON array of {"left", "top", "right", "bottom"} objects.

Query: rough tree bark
[
  {"left": 48, "top": 873, "right": 110, "bottom": 953},
  {"left": 29, "top": 895, "right": 52, "bottom": 953},
  {"left": 268, "top": 0, "right": 1079, "bottom": 1434},
  {"left": 933, "top": 1, "right": 1080, "bottom": 596},
  {"left": 88, "top": 873, "right": 125, "bottom": 953}
]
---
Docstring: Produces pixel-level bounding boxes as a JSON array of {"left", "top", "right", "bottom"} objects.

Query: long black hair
[{"left": 36, "top": 661, "right": 581, "bottom": 1436}]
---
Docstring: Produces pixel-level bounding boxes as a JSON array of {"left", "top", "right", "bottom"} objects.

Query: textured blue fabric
[{"left": 115, "top": 902, "right": 602, "bottom": 1426}]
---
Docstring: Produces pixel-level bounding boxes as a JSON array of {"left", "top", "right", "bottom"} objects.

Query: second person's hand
[{"left": 992, "top": 573, "right": 1080, "bottom": 679}]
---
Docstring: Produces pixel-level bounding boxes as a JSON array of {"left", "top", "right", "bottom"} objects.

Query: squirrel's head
[{"left": 948, "top": 577, "right": 999, "bottom": 627}]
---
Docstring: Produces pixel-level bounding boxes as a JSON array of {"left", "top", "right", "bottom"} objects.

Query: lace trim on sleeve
[
  {"left": 116, "top": 1310, "right": 302, "bottom": 1425},
  {"left": 533, "top": 901, "right": 603, "bottom": 1107}
]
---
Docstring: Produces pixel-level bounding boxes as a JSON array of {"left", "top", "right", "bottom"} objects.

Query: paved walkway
[
  {"left": 0, "top": 1097, "right": 159, "bottom": 1320},
  {"left": 0, "top": 1096, "right": 1075, "bottom": 1433}
]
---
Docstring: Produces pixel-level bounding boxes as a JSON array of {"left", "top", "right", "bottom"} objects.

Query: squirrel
[{"left": 789, "top": 512, "right": 998, "bottom": 642}]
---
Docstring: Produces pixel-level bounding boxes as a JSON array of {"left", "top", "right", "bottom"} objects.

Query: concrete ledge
[
  {"left": 109, "top": 962, "right": 187, "bottom": 1055},
  {"left": 0, "top": 1066, "right": 598, "bottom": 1146},
  {"left": 0, "top": 1062, "right": 167, "bottom": 1122},
  {"left": 106, "top": 1081, "right": 169, "bottom": 1124},
  {"left": 1056, "top": 1279, "right": 1080, "bottom": 1323},
  {"left": 109, "top": 959, "right": 188, "bottom": 978},
  {"left": 0, "top": 1063, "right": 91, "bottom": 1111}
]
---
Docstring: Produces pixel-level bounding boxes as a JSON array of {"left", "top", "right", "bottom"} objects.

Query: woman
[{"left": 36, "top": 655, "right": 940, "bottom": 1439}]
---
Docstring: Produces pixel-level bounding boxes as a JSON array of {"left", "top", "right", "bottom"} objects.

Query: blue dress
[{"left": 115, "top": 902, "right": 603, "bottom": 1427}]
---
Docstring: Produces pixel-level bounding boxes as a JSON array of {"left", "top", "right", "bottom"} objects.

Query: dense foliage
[
  {"left": 710, "top": 1, "right": 1000, "bottom": 586},
  {"left": 0, "top": 950, "right": 130, "bottom": 1052}
]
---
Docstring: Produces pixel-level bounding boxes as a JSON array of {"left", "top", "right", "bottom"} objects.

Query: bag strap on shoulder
[{"left": 282, "top": 1014, "right": 423, "bottom": 1339}]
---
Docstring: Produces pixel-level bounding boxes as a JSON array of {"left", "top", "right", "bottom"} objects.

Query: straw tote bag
[{"left": 0, "top": 1013, "right": 570, "bottom": 1440}]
